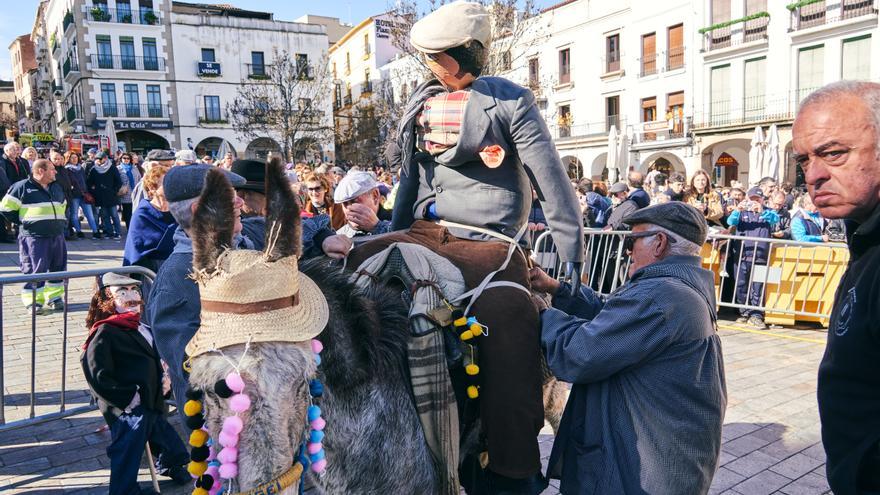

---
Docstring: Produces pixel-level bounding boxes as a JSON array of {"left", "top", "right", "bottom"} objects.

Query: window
[
  {"left": 558, "top": 48, "right": 570, "bottom": 84},
  {"left": 296, "top": 53, "right": 309, "bottom": 78},
  {"left": 641, "top": 97, "right": 657, "bottom": 122},
  {"left": 139, "top": 0, "right": 156, "bottom": 24},
  {"left": 710, "top": 64, "right": 731, "bottom": 124},
  {"left": 345, "top": 52, "right": 351, "bottom": 74},
  {"left": 124, "top": 84, "right": 139, "bottom": 117},
  {"left": 500, "top": 50, "right": 512, "bottom": 71},
  {"left": 96, "top": 35, "right": 112, "bottom": 69},
  {"left": 641, "top": 32, "right": 656, "bottom": 76},
  {"left": 363, "top": 68, "right": 372, "bottom": 93},
  {"left": 842, "top": 35, "right": 871, "bottom": 80},
  {"left": 117, "top": 0, "right": 132, "bottom": 22},
  {"left": 345, "top": 83, "right": 352, "bottom": 104},
  {"left": 364, "top": 33, "right": 371, "bottom": 57},
  {"left": 204, "top": 95, "right": 221, "bottom": 122},
  {"left": 666, "top": 91, "right": 685, "bottom": 134},
  {"left": 744, "top": 57, "right": 766, "bottom": 121},
  {"left": 101, "top": 83, "right": 117, "bottom": 117},
  {"left": 120, "top": 37, "right": 136, "bottom": 70},
  {"left": 667, "top": 24, "right": 684, "bottom": 70},
  {"left": 143, "top": 38, "right": 158, "bottom": 70},
  {"left": 251, "top": 51, "right": 265, "bottom": 76},
  {"left": 332, "top": 62, "right": 337, "bottom": 79},
  {"left": 798, "top": 45, "right": 824, "bottom": 101},
  {"left": 146, "top": 85, "right": 161, "bottom": 117},
  {"left": 606, "top": 34, "right": 620, "bottom": 73},
  {"left": 558, "top": 104, "right": 571, "bottom": 137},
  {"left": 333, "top": 82, "right": 342, "bottom": 109},
  {"left": 201, "top": 48, "right": 215, "bottom": 62},
  {"left": 711, "top": 0, "right": 731, "bottom": 23},
  {"left": 528, "top": 58, "right": 540, "bottom": 88},
  {"left": 746, "top": 0, "right": 766, "bottom": 14},
  {"left": 606, "top": 95, "right": 620, "bottom": 131},
  {"left": 299, "top": 98, "right": 312, "bottom": 111}
]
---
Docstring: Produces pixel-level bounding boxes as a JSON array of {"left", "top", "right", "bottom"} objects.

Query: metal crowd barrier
[
  {"left": 532, "top": 230, "right": 849, "bottom": 324},
  {"left": 0, "top": 265, "right": 155, "bottom": 432}
]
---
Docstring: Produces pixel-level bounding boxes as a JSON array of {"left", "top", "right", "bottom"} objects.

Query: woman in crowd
[
  {"left": 65, "top": 151, "right": 100, "bottom": 239},
  {"left": 123, "top": 164, "right": 177, "bottom": 273},
  {"left": 86, "top": 152, "right": 123, "bottom": 239},
  {"left": 116, "top": 153, "right": 141, "bottom": 228},
  {"left": 686, "top": 170, "right": 724, "bottom": 226},
  {"left": 22, "top": 146, "right": 38, "bottom": 169},
  {"left": 791, "top": 194, "right": 829, "bottom": 243},
  {"left": 302, "top": 171, "right": 345, "bottom": 230}
]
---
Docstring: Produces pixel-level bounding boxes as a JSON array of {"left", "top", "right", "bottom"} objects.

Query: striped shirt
[
  {"left": 0, "top": 178, "right": 67, "bottom": 237},
  {"left": 417, "top": 89, "right": 471, "bottom": 155}
]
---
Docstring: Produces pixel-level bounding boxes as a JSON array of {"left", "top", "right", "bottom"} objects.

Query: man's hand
[
  {"left": 160, "top": 361, "right": 171, "bottom": 396},
  {"left": 529, "top": 266, "right": 561, "bottom": 295},
  {"left": 750, "top": 202, "right": 762, "bottom": 213},
  {"left": 345, "top": 203, "right": 379, "bottom": 232},
  {"left": 530, "top": 293, "right": 549, "bottom": 312},
  {"left": 822, "top": 234, "right": 830, "bottom": 242},
  {"left": 322, "top": 234, "right": 353, "bottom": 259}
]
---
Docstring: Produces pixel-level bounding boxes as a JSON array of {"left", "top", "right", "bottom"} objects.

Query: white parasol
[
  {"left": 103, "top": 118, "right": 118, "bottom": 154},
  {"left": 764, "top": 124, "right": 780, "bottom": 182},
  {"left": 748, "top": 126, "right": 765, "bottom": 186},
  {"left": 617, "top": 132, "right": 629, "bottom": 181},
  {"left": 606, "top": 125, "right": 618, "bottom": 182}
]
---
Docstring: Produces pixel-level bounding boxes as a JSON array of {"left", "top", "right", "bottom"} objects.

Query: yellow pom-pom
[
  {"left": 189, "top": 429, "right": 209, "bottom": 447},
  {"left": 183, "top": 400, "right": 202, "bottom": 417},
  {"left": 467, "top": 385, "right": 479, "bottom": 399},
  {"left": 193, "top": 488, "right": 209, "bottom": 495},
  {"left": 469, "top": 323, "right": 482, "bottom": 336},
  {"left": 465, "top": 364, "right": 480, "bottom": 376},
  {"left": 454, "top": 317, "right": 468, "bottom": 327},
  {"left": 188, "top": 461, "right": 208, "bottom": 477},
  {"left": 460, "top": 330, "right": 474, "bottom": 341}
]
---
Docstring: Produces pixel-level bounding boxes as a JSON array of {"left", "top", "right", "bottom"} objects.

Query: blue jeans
[
  {"left": 99, "top": 205, "right": 122, "bottom": 237},
  {"left": 68, "top": 196, "right": 98, "bottom": 233}
]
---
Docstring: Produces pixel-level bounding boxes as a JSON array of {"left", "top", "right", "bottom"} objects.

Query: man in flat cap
[
  {"left": 347, "top": 1, "right": 583, "bottom": 491},
  {"left": 530, "top": 202, "right": 726, "bottom": 495},
  {"left": 333, "top": 171, "right": 392, "bottom": 238}
]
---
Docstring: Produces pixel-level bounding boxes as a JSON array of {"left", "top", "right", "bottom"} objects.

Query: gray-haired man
[{"left": 531, "top": 202, "right": 726, "bottom": 495}]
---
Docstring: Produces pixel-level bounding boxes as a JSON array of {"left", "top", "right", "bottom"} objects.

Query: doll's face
[
  {"left": 424, "top": 52, "right": 474, "bottom": 91},
  {"left": 109, "top": 285, "right": 142, "bottom": 314}
]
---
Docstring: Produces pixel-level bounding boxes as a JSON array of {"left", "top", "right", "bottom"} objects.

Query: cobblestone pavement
[{"left": 0, "top": 238, "right": 831, "bottom": 494}]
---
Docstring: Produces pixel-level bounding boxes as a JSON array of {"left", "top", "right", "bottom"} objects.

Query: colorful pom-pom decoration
[
  {"left": 197, "top": 474, "right": 215, "bottom": 489},
  {"left": 460, "top": 330, "right": 474, "bottom": 341},
  {"left": 223, "top": 415, "right": 244, "bottom": 435},
  {"left": 193, "top": 488, "right": 209, "bottom": 495},
  {"left": 309, "top": 379, "right": 324, "bottom": 397},
  {"left": 188, "top": 460, "right": 208, "bottom": 477},
  {"left": 311, "top": 459, "right": 327, "bottom": 473},
  {"left": 185, "top": 414, "right": 205, "bottom": 430},
  {"left": 311, "top": 339, "right": 323, "bottom": 354},
  {"left": 219, "top": 463, "right": 238, "bottom": 479},
  {"left": 310, "top": 417, "right": 326, "bottom": 431},
  {"left": 184, "top": 400, "right": 202, "bottom": 416},
  {"left": 214, "top": 379, "right": 233, "bottom": 398},
  {"left": 454, "top": 316, "right": 468, "bottom": 327},
  {"left": 217, "top": 447, "right": 238, "bottom": 464},
  {"left": 225, "top": 372, "right": 245, "bottom": 393},
  {"left": 185, "top": 388, "right": 204, "bottom": 400},
  {"left": 467, "top": 385, "right": 479, "bottom": 399},
  {"left": 190, "top": 445, "right": 210, "bottom": 462},
  {"left": 189, "top": 429, "right": 209, "bottom": 447},
  {"left": 307, "top": 405, "right": 322, "bottom": 422},
  {"left": 310, "top": 430, "right": 325, "bottom": 443},
  {"left": 218, "top": 430, "right": 239, "bottom": 448},
  {"left": 310, "top": 449, "right": 325, "bottom": 462},
  {"left": 465, "top": 364, "right": 480, "bottom": 376},
  {"left": 314, "top": 353, "right": 322, "bottom": 366},
  {"left": 229, "top": 393, "right": 251, "bottom": 413}
]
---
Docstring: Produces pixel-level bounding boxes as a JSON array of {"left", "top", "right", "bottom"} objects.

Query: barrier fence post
[
  {"left": 0, "top": 284, "right": 4, "bottom": 425},
  {"left": 61, "top": 278, "right": 70, "bottom": 413},
  {"left": 30, "top": 287, "right": 37, "bottom": 419}
]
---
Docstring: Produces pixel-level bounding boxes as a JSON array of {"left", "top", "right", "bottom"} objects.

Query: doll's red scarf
[{"left": 83, "top": 312, "right": 141, "bottom": 351}]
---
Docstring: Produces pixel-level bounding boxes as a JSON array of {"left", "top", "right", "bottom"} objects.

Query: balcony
[
  {"left": 692, "top": 90, "right": 811, "bottom": 130},
  {"left": 90, "top": 54, "right": 165, "bottom": 71},
  {"left": 700, "top": 12, "right": 770, "bottom": 52},
  {"left": 550, "top": 118, "right": 625, "bottom": 141},
  {"left": 63, "top": 11, "right": 75, "bottom": 32},
  {"left": 66, "top": 107, "right": 79, "bottom": 123},
  {"left": 343, "top": 94, "right": 353, "bottom": 107},
  {"left": 666, "top": 46, "right": 685, "bottom": 71},
  {"left": 789, "top": 0, "right": 878, "bottom": 31},
  {"left": 198, "top": 107, "right": 228, "bottom": 124},
  {"left": 245, "top": 63, "right": 271, "bottom": 80},
  {"left": 362, "top": 81, "right": 373, "bottom": 95},
  {"left": 296, "top": 110, "right": 324, "bottom": 125},
  {"left": 630, "top": 117, "right": 691, "bottom": 146},
  {"left": 639, "top": 52, "right": 657, "bottom": 77},
  {"left": 85, "top": 6, "right": 160, "bottom": 25},
  {"left": 62, "top": 57, "right": 80, "bottom": 77},
  {"left": 96, "top": 103, "right": 169, "bottom": 119}
]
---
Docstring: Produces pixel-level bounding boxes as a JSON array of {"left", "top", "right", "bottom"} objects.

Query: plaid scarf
[{"left": 418, "top": 90, "right": 472, "bottom": 155}]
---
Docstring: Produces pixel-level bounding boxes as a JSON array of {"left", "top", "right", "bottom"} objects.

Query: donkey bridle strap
[
  {"left": 201, "top": 293, "right": 300, "bottom": 314},
  {"left": 227, "top": 462, "right": 304, "bottom": 495}
]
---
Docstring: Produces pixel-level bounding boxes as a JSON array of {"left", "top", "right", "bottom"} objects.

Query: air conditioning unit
[{"left": 53, "top": 89, "right": 63, "bottom": 99}]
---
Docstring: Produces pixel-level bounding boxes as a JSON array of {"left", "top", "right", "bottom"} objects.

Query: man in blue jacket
[
  {"left": 0, "top": 159, "right": 68, "bottom": 312},
  {"left": 531, "top": 202, "right": 726, "bottom": 495}
]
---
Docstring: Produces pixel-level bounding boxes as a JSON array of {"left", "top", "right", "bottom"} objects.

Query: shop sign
[{"left": 715, "top": 152, "right": 738, "bottom": 167}]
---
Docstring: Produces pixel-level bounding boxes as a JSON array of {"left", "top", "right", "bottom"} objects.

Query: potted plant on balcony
[
  {"left": 120, "top": 13, "right": 132, "bottom": 23},
  {"left": 143, "top": 10, "right": 158, "bottom": 25},
  {"left": 50, "top": 33, "right": 57, "bottom": 53},
  {"left": 63, "top": 11, "right": 74, "bottom": 30},
  {"left": 90, "top": 6, "right": 109, "bottom": 22}
]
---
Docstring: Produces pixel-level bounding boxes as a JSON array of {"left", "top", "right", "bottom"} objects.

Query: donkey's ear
[
  {"left": 264, "top": 156, "right": 301, "bottom": 260},
  {"left": 192, "top": 168, "right": 235, "bottom": 272}
]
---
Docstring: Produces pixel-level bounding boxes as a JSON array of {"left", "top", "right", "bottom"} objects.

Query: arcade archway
[{"left": 117, "top": 130, "right": 169, "bottom": 155}]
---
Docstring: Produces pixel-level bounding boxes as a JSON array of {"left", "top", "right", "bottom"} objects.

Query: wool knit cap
[
  {"left": 410, "top": 1, "right": 492, "bottom": 54},
  {"left": 622, "top": 202, "right": 708, "bottom": 246},
  {"left": 163, "top": 164, "right": 245, "bottom": 202}
]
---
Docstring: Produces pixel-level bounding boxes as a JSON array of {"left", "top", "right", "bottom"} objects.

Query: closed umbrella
[
  {"left": 764, "top": 124, "right": 780, "bottom": 182},
  {"left": 606, "top": 125, "right": 618, "bottom": 182},
  {"left": 217, "top": 139, "right": 230, "bottom": 160},
  {"left": 103, "top": 118, "right": 117, "bottom": 154},
  {"left": 748, "top": 126, "right": 765, "bottom": 186},
  {"left": 617, "top": 132, "right": 629, "bottom": 181}
]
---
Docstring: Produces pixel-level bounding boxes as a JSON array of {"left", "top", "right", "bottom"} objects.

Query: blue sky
[{"left": 1, "top": 0, "right": 557, "bottom": 80}]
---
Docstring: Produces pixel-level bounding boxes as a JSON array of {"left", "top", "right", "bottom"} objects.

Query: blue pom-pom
[
  {"left": 467, "top": 316, "right": 478, "bottom": 325},
  {"left": 310, "top": 430, "right": 325, "bottom": 443},
  {"left": 206, "top": 437, "right": 213, "bottom": 447},
  {"left": 314, "top": 353, "right": 322, "bottom": 366},
  {"left": 309, "top": 379, "right": 324, "bottom": 397},
  {"left": 307, "top": 405, "right": 322, "bottom": 422},
  {"left": 310, "top": 449, "right": 325, "bottom": 462},
  {"left": 208, "top": 460, "right": 221, "bottom": 468}
]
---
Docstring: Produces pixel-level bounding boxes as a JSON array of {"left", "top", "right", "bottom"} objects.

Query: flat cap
[
  {"left": 333, "top": 171, "right": 379, "bottom": 203},
  {"left": 623, "top": 202, "right": 708, "bottom": 246},
  {"left": 329, "top": 166, "right": 345, "bottom": 175},
  {"left": 163, "top": 163, "right": 245, "bottom": 202},
  {"left": 101, "top": 272, "right": 141, "bottom": 288},
  {"left": 608, "top": 182, "right": 628, "bottom": 194},
  {"left": 747, "top": 187, "right": 764, "bottom": 199},
  {"left": 175, "top": 149, "right": 198, "bottom": 163},
  {"left": 410, "top": 1, "right": 491, "bottom": 54},
  {"left": 146, "top": 149, "right": 176, "bottom": 161}
]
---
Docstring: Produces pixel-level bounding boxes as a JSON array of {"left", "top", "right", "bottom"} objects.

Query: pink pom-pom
[
  {"left": 207, "top": 447, "right": 217, "bottom": 462},
  {"left": 311, "top": 339, "right": 323, "bottom": 354},
  {"left": 229, "top": 393, "right": 251, "bottom": 413},
  {"left": 225, "top": 372, "right": 245, "bottom": 393},
  {"left": 218, "top": 430, "right": 238, "bottom": 448},
  {"left": 206, "top": 465, "right": 220, "bottom": 480},
  {"left": 223, "top": 415, "right": 244, "bottom": 435},
  {"left": 307, "top": 442, "right": 322, "bottom": 454},
  {"left": 311, "top": 459, "right": 327, "bottom": 473},
  {"left": 310, "top": 417, "right": 326, "bottom": 431},
  {"left": 217, "top": 446, "right": 238, "bottom": 464},
  {"left": 219, "top": 462, "right": 238, "bottom": 479}
]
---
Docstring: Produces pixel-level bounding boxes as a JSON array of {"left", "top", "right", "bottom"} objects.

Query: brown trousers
[{"left": 348, "top": 220, "right": 543, "bottom": 478}]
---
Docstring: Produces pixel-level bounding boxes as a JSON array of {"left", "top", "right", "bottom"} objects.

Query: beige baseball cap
[{"left": 410, "top": 1, "right": 492, "bottom": 54}]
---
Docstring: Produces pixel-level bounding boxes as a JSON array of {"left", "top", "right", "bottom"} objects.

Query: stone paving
[{"left": 0, "top": 236, "right": 832, "bottom": 494}]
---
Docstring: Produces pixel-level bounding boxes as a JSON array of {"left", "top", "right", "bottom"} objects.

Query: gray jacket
[
  {"left": 398, "top": 77, "right": 584, "bottom": 262},
  {"left": 541, "top": 255, "right": 727, "bottom": 494}
]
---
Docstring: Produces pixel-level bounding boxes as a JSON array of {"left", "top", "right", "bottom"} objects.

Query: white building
[{"left": 170, "top": 2, "right": 332, "bottom": 160}]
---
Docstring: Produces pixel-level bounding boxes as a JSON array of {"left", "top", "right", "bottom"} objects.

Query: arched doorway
[
  {"left": 640, "top": 151, "right": 686, "bottom": 176},
  {"left": 590, "top": 153, "right": 609, "bottom": 181},
  {"left": 117, "top": 130, "right": 169, "bottom": 155},
  {"left": 560, "top": 155, "right": 582, "bottom": 179},
  {"left": 649, "top": 157, "right": 673, "bottom": 176},
  {"left": 293, "top": 137, "right": 322, "bottom": 164},
  {"left": 246, "top": 138, "right": 281, "bottom": 160},
  {"left": 195, "top": 137, "right": 236, "bottom": 159},
  {"left": 701, "top": 139, "right": 751, "bottom": 187}
]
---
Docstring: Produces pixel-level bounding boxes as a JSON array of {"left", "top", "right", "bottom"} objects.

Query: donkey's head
[{"left": 186, "top": 159, "right": 327, "bottom": 493}]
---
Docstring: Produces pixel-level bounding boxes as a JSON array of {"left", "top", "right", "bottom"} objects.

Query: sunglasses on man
[{"left": 622, "top": 231, "right": 676, "bottom": 253}]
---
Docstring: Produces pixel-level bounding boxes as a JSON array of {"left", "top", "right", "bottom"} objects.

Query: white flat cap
[
  {"left": 333, "top": 171, "right": 379, "bottom": 203},
  {"left": 410, "top": 1, "right": 491, "bottom": 54},
  {"left": 175, "top": 149, "right": 198, "bottom": 163}
]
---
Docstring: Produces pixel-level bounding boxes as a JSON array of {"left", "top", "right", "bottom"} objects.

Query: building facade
[{"left": 9, "top": 34, "right": 38, "bottom": 136}]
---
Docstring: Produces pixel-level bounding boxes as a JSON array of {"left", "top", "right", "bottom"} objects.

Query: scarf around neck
[
  {"left": 121, "top": 163, "right": 135, "bottom": 188},
  {"left": 83, "top": 311, "right": 141, "bottom": 350},
  {"left": 93, "top": 161, "right": 113, "bottom": 174}
]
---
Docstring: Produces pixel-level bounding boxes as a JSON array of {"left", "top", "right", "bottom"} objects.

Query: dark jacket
[
  {"left": 772, "top": 207, "right": 792, "bottom": 239},
  {"left": 541, "top": 256, "right": 726, "bottom": 495},
  {"left": 81, "top": 322, "right": 164, "bottom": 424},
  {"left": 628, "top": 188, "right": 651, "bottom": 209},
  {"left": 727, "top": 208, "right": 780, "bottom": 262},
  {"left": 0, "top": 153, "right": 30, "bottom": 186},
  {"left": 53, "top": 166, "right": 75, "bottom": 202},
  {"left": 65, "top": 164, "right": 87, "bottom": 199},
  {"left": 123, "top": 198, "right": 178, "bottom": 272},
  {"left": 86, "top": 163, "right": 122, "bottom": 207},
  {"left": 605, "top": 198, "right": 640, "bottom": 231},
  {"left": 818, "top": 205, "right": 880, "bottom": 495},
  {"left": 0, "top": 178, "right": 68, "bottom": 237}
]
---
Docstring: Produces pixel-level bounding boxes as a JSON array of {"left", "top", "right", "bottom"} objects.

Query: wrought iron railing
[
  {"left": 96, "top": 103, "right": 169, "bottom": 119},
  {"left": 90, "top": 54, "right": 165, "bottom": 71},
  {"left": 85, "top": 6, "right": 160, "bottom": 25}
]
